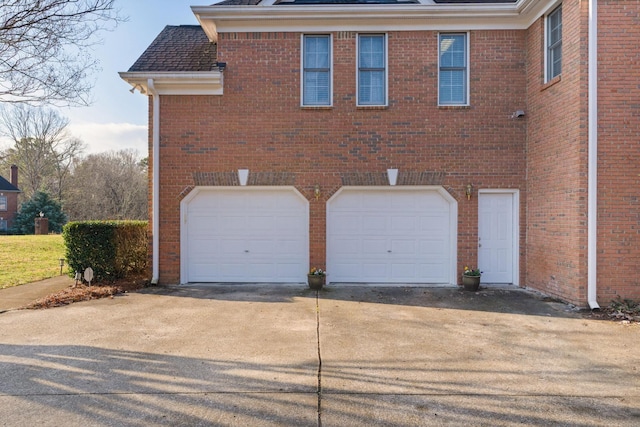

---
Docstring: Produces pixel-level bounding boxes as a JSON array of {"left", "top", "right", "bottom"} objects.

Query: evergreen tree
[{"left": 12, "top": 192, "right": 67, "bottom": 234}]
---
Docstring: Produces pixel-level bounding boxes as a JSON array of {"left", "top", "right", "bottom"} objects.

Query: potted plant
[
  {"left": 462, "top": 266, "right": 481, "bottom": 292},
  {"left": 308, "top": 267, "right": 326, "bottom": 290}
]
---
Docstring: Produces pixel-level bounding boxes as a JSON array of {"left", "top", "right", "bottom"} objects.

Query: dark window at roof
[{"left": 128, "top": 25, "right": 217, "bottom": 73}]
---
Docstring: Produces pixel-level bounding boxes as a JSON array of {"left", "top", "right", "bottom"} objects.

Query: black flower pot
[
  {"left": 462, "top": 274, "right": 481, "bottom": 292},
  {"left": 307, "top": 274, "right": 325, "bottom": 290}
]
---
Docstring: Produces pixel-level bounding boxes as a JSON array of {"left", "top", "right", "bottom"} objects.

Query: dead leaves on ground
[{"left": 22, "top": 277, "right": 148, "bottom": 309}]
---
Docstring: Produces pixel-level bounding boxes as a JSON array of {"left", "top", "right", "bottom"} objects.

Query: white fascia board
[
  {"left": 119, "top": 72, "right": 223, "bottom": 95},
  {"left": 192, "top": 0, "right": 555, "bottom": 41}
]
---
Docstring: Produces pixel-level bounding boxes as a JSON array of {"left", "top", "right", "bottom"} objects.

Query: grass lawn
[{"left": 0, "top": 235, "right": 66, "bottom": 289}]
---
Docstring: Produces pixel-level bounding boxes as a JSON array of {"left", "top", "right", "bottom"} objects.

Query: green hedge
[{"left": 63, "top": 221, "right": 148, "bottom": 282}]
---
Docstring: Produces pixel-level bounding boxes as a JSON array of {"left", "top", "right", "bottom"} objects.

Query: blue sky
[{"left": 62, "top": 1, "right": 207, "bottom": 155}]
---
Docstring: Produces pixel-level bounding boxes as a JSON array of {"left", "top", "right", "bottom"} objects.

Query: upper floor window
[
  {"left": 302, "top": 34, "right": 332, "bottom": 106},
  {"left": 357, "top": 34, "right": 387, "bottom": 106},
  {"left": 0, "top": 196, "right": 6, "bottom": 211},
  {"left": 546, "top": 5, "right": 562, "bottom": 81},
  {"left": 439, "top": 33, "right": 468, "bottom": 105}
]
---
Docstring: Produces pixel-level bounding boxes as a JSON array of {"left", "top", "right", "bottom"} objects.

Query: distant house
[
  {"left": 120, "top": 0, "right": 640, "bottom": 308},
  {"left": 0, "top": 165, "right": 20, "bottom": 232}
]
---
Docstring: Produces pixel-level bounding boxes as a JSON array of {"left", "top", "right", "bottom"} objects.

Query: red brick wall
[
  {"left": 526, "top": 0, "right": 589, "bottom": 305},
  {"left": 596, "top": 1, "right": 640, "bottom": 301},
  {"left": 0, "top": 191, "right": 18, "bottom": 231},
  {"left": 152, "top": 30, "right": 527, "bottom": 285}
]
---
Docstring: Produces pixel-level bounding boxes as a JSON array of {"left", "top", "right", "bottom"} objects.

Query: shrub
[{"left": 63, "top": 221, "right": 148, "bottom": 282}]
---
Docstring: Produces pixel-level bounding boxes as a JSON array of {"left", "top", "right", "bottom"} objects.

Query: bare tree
[
  {"left": 0, "top": 105, "right": 85, "bottom": 201},
  {"left": 66, "top": 149, "right": 148, "bottom": 221},
  {"left": 0, "top": 0, "right": 122, "bottom": 105}
]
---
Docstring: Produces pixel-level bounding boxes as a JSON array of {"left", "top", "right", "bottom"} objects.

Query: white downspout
[
  {"left": 587, "top": 0, "right": 599, "bottom": 309},
  {"left": 147, "top": 78, "right": 160, "bottom": 285}
]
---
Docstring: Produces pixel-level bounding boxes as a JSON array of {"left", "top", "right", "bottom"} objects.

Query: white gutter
[
  {"left": 147, "top": 78, "right": 160, "bottom": 285},
  {"left": 587, "top": 0, "right": 599, "bottom": 309},
  {"left": 192, "top": 0, "right": 554, "bottom": 41}
]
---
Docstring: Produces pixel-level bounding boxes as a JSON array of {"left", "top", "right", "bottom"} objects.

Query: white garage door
[
  {"left": 327, "top": 187, "right": 456, "bottom": 284},
  {"left": 182, "top": 187, "right": 308, "bottom": 283}
]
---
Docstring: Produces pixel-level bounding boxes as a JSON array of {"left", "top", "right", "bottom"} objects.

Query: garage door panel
[
  {"left": 330, "top": 215, "right": 361, "bottom": 234},
  {"left": 418, "top": 263, "right": 447, "bottom": 282},
  {"left": 390, "top": 216, "right": 417, "bottom": 233},
  {"left": 332, "top": 239, "right": 360, "bottom": 255},
  {"left": 362, "top": 263, "right": 388, "bottom": 278},
  {"left": 328, "top": 188, "right": 455, "bottom": 284},
  {"left": 274, "top": 215, "right": 306, "bottom": 232},
  {"left": 389, "top": 192, "right": 418, "bottom": 208},
  {"left": 190, "top": 215, "right": 219, "bottom": 234},
  {"left": 391, "top": 263, "right": 417, "bottom": 279},
  {"left": 362, "top": 239, "right": 387, "bottom": 254},
  {"left": 278, "top": 239, "right": 307, "bottom": 255},
  {"left": 362, "top": 193, "right": 389, "bottom": 209},
  {"left": 333, "top": 262, "right": 360, "bottom": 278},
  {"left": 185, "top": 188, "right": 308, "bottom": 283},
  {"left": 246, "top": 215, "right": 275, "bottom": 232},
  {"left": 362, "top": 216, "right": 386, "bottom": 232},
  {"left": 391, "top": 239, "right": 416, "bottom": 254},
  {"left": 219, "top": 262, "right": 248, "bottom": 279},
  {"left": 248, "top": 263, "right": 276, "bottom": 277},
  {"left": 190, "top": 263, "right": 219, "bottom": 281}
]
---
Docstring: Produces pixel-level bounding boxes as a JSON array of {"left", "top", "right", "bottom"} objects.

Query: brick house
[
  {"left": 120, "top": 0, "right": 640, "bottom": 308},
  {"left": 0, "top": 165, "right": 20, "bottom": 232}
]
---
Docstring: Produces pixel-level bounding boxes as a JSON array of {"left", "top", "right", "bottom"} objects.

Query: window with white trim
[
  {"left": 546, "top": 5, "right": 562, "bottom": 81},
  {"left": 302, "top": 34, "right": 331, "bottom": 106},
  {"left": 0, "top": 196, "right": 6, "bottom": 211},
  {"left": 439, "top": 33, "right": 468, "bottom": 105},
  {"left": 357, "top": 34, "right": 386, "bottom": 106},
  {"left": 0, "top": 219, "right": 6, "bottom": 231}
]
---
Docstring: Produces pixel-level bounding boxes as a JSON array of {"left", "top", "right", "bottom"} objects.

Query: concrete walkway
[
  {"left": 0, "top": 284, "right": 638, "bottom": 426},
  {"left": 0, "top": 275, "right": 74, "bottom": 312}
]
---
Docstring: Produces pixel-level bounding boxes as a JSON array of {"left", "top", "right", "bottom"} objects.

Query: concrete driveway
[{"left": 0, "top": 284, "right": 638, "bottom": 426}]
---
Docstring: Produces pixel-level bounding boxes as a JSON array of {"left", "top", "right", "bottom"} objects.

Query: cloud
[{"left": 68, "top": 122, "right": 148, "bottom": 156}]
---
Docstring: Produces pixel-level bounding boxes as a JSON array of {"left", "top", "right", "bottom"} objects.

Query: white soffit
[
  {"left": 192, "top": 0, "right": 558, "bottom": 42},
  {"left": 118, "top": 72, "right": 224, "bottom": 95}
]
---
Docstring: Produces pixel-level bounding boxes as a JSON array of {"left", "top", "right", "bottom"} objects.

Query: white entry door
[{"left": 478, "top": 192, "right": 517, "bottom": 284}]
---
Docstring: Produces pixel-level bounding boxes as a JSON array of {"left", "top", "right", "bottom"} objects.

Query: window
[
  {"left": 0, "top": 196, "right": 6, "bottom": 211},
  {"left": 302, "top": 34, "right": 331, "bottom": 106},
  {"left": 0, "top": 219, "right": 6, "bottom": 232},
  {"left": 358, "top": 34, "right": 386, "bottom": 106},
  {"left": 546, "top": 5, "right": 562, "bottom": 80},
  {"left": 439, "top": 33, "right": 468, "bottom": 105}
]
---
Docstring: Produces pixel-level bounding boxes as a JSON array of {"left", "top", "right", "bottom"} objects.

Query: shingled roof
[
  {"left": 0, "top": 175, "right": 19, "bottom": 192},
  {"left": 128, "top": 25, "right": 217, "bottom": 73}
]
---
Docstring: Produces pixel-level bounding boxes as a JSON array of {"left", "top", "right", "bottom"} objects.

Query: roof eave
[
  {"left": 192, "top": 0, "right": 556, "bottom": 41},
  {"left": 119, "top": 71, "right": 224, "bottom": 96}
]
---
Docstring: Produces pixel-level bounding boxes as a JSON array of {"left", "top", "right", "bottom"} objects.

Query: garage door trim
[
  {"left": 326, "top": 186, "right": 458, "bottom": 285},
  {"left": 180, "top": 186, "right": 309, "bottom": 284}
]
